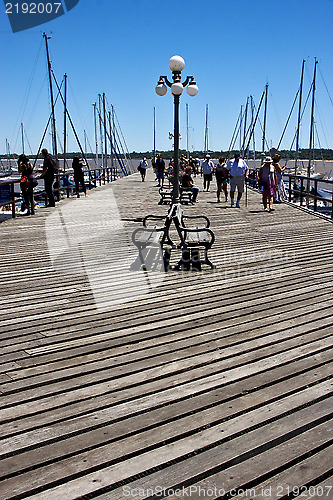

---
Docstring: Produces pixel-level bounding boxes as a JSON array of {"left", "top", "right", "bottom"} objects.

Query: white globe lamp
[
  {"left": 155, "top": 83, "right": 167, "bottom": 96},
  {"left": 171, "top": 82, "right": 184, "bottom": 95},
  {"left": 187, "top": 81, "right": 199, "bottom": 96},
  {"left": 169, "top": 55, "right": 185, "bottom": 72}
]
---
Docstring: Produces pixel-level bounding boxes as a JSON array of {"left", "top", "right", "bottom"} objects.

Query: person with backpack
[
  {"left": 40, "top": 148, "right": 56, "bottom": 207},
  {"left": 18, "top": 154, "right": 36, "bottom": 215},
  {"left": 138, "top": 157, "right": 148, "bottom": 182}
]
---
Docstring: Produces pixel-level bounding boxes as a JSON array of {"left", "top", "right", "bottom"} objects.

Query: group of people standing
[
  {"left": 181, "top": 152, "right": 250, "bottom": 208},
  {"left": 17, "top": 149, "right": 87, "bottom": 215},
  {"left": 145, "top": 151, "right": 287, "bottom": 211}
]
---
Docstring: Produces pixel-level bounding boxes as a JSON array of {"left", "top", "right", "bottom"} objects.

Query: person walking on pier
[
  {"left": 273, "top": 153, "right": 287, "bottom": 202},
  {"left": 155, "top": 153, "right": 166, "bottom": 187},
  {"left": 18, "top": 154, "right": 35, "bottom": 215},
  {"left": 226, "top": 152, "right": 249, "bottom": 208},
  {"left": 40, "top": 149, "right": 56, "bottom": 207},
  {"left": 215, "top": 156, "right": 229, "bottom": 202},
  {"left": 72, "top": 156, "right": 87, "bottom": 197},
  {"left": 138, "top": 157, "right": 148, "bottom": 182},
  {"left": 258, "top": 156, "right": 278, "bottom": 212},
  {"left": 201, "top": 154, "right": 214, "bottom": 191}
]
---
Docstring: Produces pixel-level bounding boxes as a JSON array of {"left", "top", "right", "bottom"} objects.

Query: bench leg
[
  {"left": 163, "top": 248, "right": 171, "bottom": 271},
  {"left": 203, "top": 248, "right": 216, "bottom": 269},
  {"left": 174, "top": 248, "right": 191, "bottom": 271},
  {"left": 191, "top": 248, "right": 202, "bottom": 271}
]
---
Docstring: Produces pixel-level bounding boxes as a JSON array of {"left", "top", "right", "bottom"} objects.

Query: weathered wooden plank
[
  {"left": 165, "top": 429, "right": 333, "bottom": 500},
  {"left": 1, "top": 360, "right": 332, "bottom": 480},
  {"left": 6, "top": 392, "right": 331, "bottom": 500}
]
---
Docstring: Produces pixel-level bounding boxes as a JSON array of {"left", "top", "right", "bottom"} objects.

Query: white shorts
[{"left": 230, "top": 175, "right": 245, "bottom": 193}]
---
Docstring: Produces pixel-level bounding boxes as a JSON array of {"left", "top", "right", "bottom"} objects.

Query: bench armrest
[
  {"left": 143, "top": 214, "right": 167, "bottom": 227},
  {"left": 182, "top": 215, "right": 210, "bottom": 228}
]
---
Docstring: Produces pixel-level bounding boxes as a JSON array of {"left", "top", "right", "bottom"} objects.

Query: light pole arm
[
  {"left": 159, "top": 76, "right": 173, "bottom": 87},
  {"left": 181, "top": 76, "right": 193, "bottom": 87}
]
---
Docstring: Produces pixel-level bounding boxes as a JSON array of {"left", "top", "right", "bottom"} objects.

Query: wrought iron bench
[
  {"left": 131, "top": 206, "right": 175, "bottom": 271},
  {"left": 158, "top": 186, "right": 193, "bottom": 205},
  {"left": 173, "top": 204, "right": 216, "bottom": 270}
]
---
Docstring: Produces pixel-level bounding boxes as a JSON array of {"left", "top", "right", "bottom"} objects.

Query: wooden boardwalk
[{"left": 0, "top": 169, "right": 332, "bottom": 500}]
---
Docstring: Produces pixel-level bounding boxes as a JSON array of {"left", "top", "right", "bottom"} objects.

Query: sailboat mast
[
  {"left": 43, "top": 33, "right": 58, "bottom": 162},
  {"left": 93, "top": 103, "right": 99, "bottom": 167},
  {"left": 295, "top": 60, "right": 305, "bottom": 175},
  {"left": 63, "top": 73, "right": 67, "bottom": 174},
  {"left": 251, "top": 96, "right": 256, "bottom": 160},
  {"left": 242, "top": 98, "right": 249, "bottom": 156},
  {"left": 84, "top": 130, "right": 87, "bottom": 157},
  {"left": 244, "top": 90, "right": 265, "bottom": 156},
  {"left": 98, "top": 94, "right": 104, "bottom": 168},
  {"left": 204, "top": 104, "right": 208, "bottom": 155},
  {"left": 262, "top": 83, "right": 268, "bottom": 153},
  {"left": 109, "top": 111, "right": 114, "bottom": 168},
  {"left": 21, "top": 123, "right": 25, "bottom": 154},
  {"left": 103, "top": 93, "right": 108, "bottom": 168},
  {"left": 6, "top": 139, "right": 10, "bottom": 168},
  {"left": 308, "top": 59, "right": 317, "bottom": 180},
  {"left": 112, "top": 105, "right": 117, "bottom": 175},
  {"left": 239, "top": 105, "right": 243, "bottom": 152}
]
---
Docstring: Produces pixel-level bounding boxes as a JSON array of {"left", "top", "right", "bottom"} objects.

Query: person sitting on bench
[{"left": 181, "top": 166, "right": 199, "bottom": 203}]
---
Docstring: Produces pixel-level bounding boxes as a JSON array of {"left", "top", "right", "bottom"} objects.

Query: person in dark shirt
[
  {"left": 40, "top": 148, "right": 56, "bottom": 207},
  {"left": 155, "top": 153, "right": 165, "bottom": 187},
  {"left": 215, "top": 156, "right": 229, "bottom": 202},
  {"left": 18, "top": 154, "right": 35, "bottom": 215},
  {"left": 72, "top": 156, "right": 87, "bottom": 197},
  {"left": 181, "top": 166, "right": 199, "bottom": 202}
]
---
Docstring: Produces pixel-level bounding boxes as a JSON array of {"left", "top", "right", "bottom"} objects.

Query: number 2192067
[{"left": 6, "top": 3, "right": 62, "bottom": 14}]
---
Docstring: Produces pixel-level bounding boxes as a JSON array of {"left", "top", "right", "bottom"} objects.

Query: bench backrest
[{"left": 175, "top": 204, "right": 183, "bottom": 226}]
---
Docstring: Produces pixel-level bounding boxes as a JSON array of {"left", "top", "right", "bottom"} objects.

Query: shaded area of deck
[{"left": 0, "top": 169, "right": 332, "bottom": 499}]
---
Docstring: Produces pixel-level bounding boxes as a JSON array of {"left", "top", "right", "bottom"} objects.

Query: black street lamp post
[{"left": 155, "top": 55, "right": 198, "bottom": 204}]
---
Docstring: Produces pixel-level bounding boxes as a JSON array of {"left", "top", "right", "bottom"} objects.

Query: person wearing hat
[
  {"left": 258, "top": 156, "right": 278, "bottom": 212},
  {"left": 226, "top": 152, "right": 249, "bottom": 208},
  {"left": 201, "top": 154, "right": 214, "bottom": 191}
]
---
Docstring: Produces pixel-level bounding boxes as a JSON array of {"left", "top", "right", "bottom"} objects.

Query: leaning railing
[{"left": 248, "top": 169, "right": 333, "bottom": 219}]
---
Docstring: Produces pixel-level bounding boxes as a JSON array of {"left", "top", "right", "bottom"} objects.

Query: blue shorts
[{"left": 157, "top": 171, "right": 165, "bottom": 179}]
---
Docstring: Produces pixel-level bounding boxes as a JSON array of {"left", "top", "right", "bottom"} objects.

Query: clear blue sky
[{"left": 1, "top": 0, "right": 332, "bottom": 157}]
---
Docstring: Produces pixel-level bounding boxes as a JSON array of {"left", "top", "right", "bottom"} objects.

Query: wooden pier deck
[{"left": 0, "top": 169, "right": 332, "bottom": 500}]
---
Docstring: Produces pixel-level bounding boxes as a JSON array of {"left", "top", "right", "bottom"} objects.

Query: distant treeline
[
  {"left": 131, "top": 149, "right": 333, "bottom": 160},
  {"left": 2, "top": 148, "right": 333, "bottom": 161}
]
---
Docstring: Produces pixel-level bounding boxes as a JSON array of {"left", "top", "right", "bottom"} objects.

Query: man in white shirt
[
  {"left": 201, "top": 154, "right": 214, "bottom": 191},
  {"left": 226, "top": 152, "right": 249, "bottom": 208}
]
